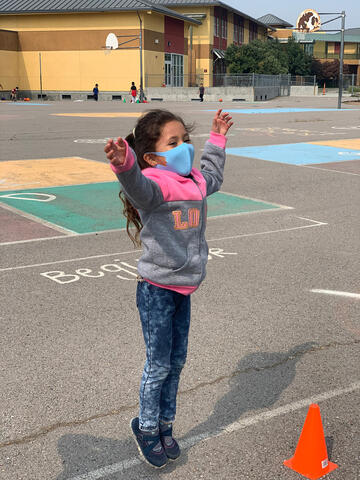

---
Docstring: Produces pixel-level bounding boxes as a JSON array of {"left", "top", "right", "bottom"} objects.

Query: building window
[
  {"left": 303, "top": 43, "right": 314, "bottom": 55},
  {"left": 214, "top": 7, "right": 227, "bottom": 39},
  {"left": 249, "top": 21, "right": 258, "bottom": 42},
  {"left": 233, "top": 14, "right": 244, "bottom": 45},
  {"left": 221, "top": 11, "right": 227, "bottom": 39},
  {"left": 214, "top": 15, "right": 220, "bottom": 37}
]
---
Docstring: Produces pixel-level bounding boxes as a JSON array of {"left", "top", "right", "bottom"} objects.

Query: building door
[
  {"left": 165, "top": 53, "right": 183, "bottom": 87},
  {"left": 165, "top": 54, "right": 172, "bottom": 86}
]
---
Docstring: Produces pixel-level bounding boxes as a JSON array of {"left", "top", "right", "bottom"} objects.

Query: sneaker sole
[{"left": 129, "top": 419, "right": 168, "bottom": 469}]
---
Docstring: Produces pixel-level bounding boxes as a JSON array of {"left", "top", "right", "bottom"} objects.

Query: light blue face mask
[{"left": 151, "top": 142, "right": 195, "bottom": 176}]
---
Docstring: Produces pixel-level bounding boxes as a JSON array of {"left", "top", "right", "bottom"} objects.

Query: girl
[{"left": 105, "top": 108, "right": 233, "bottom": 468}]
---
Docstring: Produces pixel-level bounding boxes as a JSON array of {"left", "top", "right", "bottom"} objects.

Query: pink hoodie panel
[
  {"left": 110, "top": 139, "right": 135, "bottom": 174},
  {"left": 210, "top": 131, "right": 228, "bottom": 149},
  {"left": 142, "top": 167, "right": 206, "bottom": 202}
]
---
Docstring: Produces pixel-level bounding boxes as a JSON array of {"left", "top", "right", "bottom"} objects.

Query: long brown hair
[{"left": 120, "top": 109, "right": 193, "bottom": 246}]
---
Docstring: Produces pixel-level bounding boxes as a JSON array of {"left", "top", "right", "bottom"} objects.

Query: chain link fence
[
  {"left": 319, "top": 74, "right": 359, "bottom": 91},
  {"left": 145, "top": 73, "right": 315, "bottom": 89}
]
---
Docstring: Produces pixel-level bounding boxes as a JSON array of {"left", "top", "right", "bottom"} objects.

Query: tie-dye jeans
[{"left": 136, "top": 280, "right": 191, "bottom": 432}]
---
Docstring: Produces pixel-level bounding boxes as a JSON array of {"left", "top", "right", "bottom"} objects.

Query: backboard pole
[
  {"left": 137, "top": 11, "right": 144, "bottom": 103},
  {"left": 337, "top": 11, "right": 345, "bottom": 109},
  {"left": 39, "top": 52, "right": 43, "bottom": 101}
]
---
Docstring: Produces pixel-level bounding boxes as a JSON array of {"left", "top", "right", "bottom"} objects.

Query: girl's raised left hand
[
  {"left": 104, "top": 137, "right": 127, "bottom": 167},
  {"left": 211, "top": 109, "right": 233, "bottom": 136}
]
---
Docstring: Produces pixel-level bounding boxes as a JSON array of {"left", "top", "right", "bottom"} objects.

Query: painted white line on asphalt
[
  {"left": 0, "top": 201, "right": 75, "bottom": 235},
  {"left": 311, "top": 289, "right": 360, "bottom": 299},
  {"left": 303, "top": 165, "right": 360, "bottom": 177},
  {"left": 67, "top": 381, "right": 360, "bottom": 480},
  {"left": 0, "top": 193, "right": 293, "bottom": 247},
  {"left": 0, "top": 249, "right": 142, "bottom": 272},
  {"left": 0, "top": 218, "right": 327, "bottom": 272},
  {"left": 207, "top": 216, "right": 327, "bottom": 243}
]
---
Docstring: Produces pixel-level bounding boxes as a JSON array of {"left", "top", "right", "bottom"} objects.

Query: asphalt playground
[{"left": 0, "top": 96, "right": 359, "bottom": 480}]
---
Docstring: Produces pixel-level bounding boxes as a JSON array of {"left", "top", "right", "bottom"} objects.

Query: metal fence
[
  {"left": 290, "top": 75, "right": 317, "bottom": 86},
  {"left": 320, "top": 74, "right": 359, "bottom": 91},
  {"left": 145, "top": 73, "right": 317, "bottom": 88},
  {"left": 343, "top": 74, "right": 359, "bottom": 93}
]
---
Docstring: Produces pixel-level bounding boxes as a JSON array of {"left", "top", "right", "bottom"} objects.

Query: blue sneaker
[
  {"left": 130, "top": 417, "right": 168, "bottom": 468},
  {"left": 159, "top": 422, "right": 181, "bottom": 460}
]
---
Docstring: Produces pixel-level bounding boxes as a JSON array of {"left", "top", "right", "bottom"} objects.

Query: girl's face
[{"left": 144, "top": 120, "right": 190, "bottom": 167}]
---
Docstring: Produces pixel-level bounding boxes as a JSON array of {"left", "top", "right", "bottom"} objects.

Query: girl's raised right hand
[{"left": 104, "top": 137, "right": 127, "bottom": 167}]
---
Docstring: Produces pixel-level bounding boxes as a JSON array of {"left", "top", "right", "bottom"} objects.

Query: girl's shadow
[{"left": 57, "top": 342, "right": 316, "bottom": 479}]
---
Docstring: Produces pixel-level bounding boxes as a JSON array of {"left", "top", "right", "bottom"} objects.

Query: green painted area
[
  {"left": 0, "top": 183, "right": 281, "bottom": 234},
  {"left": 207, "top": 192, "right": 279, "bottom": 217}
]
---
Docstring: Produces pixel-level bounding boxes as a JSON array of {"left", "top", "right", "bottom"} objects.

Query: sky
[{"left": 226, "top": 0, "right": 360, "bottom": 29}]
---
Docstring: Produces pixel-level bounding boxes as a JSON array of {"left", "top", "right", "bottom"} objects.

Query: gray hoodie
[{"left": 112, "top": 132, "right": 226, "bottom": 287}]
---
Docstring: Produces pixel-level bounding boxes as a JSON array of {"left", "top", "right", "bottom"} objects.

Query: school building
[
  {"left": 0, "top": 0, "right": 268, "bottom": 99},
  {"left": 259, "top": 14, "right": 360, "bottom": 84}
]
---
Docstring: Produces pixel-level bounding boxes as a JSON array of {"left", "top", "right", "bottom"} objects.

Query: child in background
[
  {"left": 130, "top": 81, "right": 137, "bottom": 103},
  {"left": 93, "top": 83, "right": 99, "bottom": 101},
  {"left": 105, "top": 108, "right": 233, "bottom": 468}
]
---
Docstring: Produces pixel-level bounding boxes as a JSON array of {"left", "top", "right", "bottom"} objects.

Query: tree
[
  {"left": 285, "top": 37, "right": 312, "bottom": 75},
  {"left": 311, "top": 58, "right": 350, "bottom": 84},
  {"left": 225, "top": 40, "right": 288, "bottom": 75},
  {"left": 225, "top": 38, "right": 313, "bottom": 76}
]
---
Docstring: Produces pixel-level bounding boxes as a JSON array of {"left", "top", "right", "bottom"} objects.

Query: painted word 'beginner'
[{"left": 40, "top": 248, "right": 237, "bottom": 284}]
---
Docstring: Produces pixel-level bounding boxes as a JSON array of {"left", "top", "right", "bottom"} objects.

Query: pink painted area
[
  {"left": 209, "top": 132, "right": 227, "bottom": 149},
  {"left": 0, "top": 206, "right": 65, "bottom": 243},
  {"left": 109, "top": 140, "right": 134, "bottom": 174},
  {"left": 164, "top": 16, "right": 184, "bottom": 54},
  {"left": 143, "top": 167, "right": 206, "bottom": 201},
  {"left": 145, "top": 278, "right": 198, "bottom": 295}
]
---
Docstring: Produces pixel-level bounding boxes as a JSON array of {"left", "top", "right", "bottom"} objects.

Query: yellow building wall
[
  {"left": 243, "top": 19, "right": 250, "bottom": 44},
  {"left": 0, "top": 12, "right": 140, "bottom": 30},
  {"left": 173, "top": 6, "right": 212, "bottom": 86},
  {"left": 144, "top": 50, "right": 164, "bottom": 87},
  {"left": 344, "top": 43, "right": 357, "bottom": 54},
  {"left": 313, "top": 41, "right": 326, "bottom": 58},
  {"left": 17, "top": 49, "right": 140, "bottom": 91},
  {"left": 0, "top": 50, "right": 19, "bottom": 89},
  {"left": 271, "top": 29, "right": 292, "bottom": 40},
  {"left": 0, "top": 11, "right": 166, "bottom": 91},
  {"left": 227, "top": 13, "right": 234, "bottom": 45},
  {"left": 143, "top": 11, "right": 164, "bottom": 33}
]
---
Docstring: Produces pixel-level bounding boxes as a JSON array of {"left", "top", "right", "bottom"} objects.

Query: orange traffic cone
[
  {"left": 284, "top": 404, "right": 338, "bottom": 479},
  {"left": 322, "top": 83, "right": 326, "bottom": 95}
]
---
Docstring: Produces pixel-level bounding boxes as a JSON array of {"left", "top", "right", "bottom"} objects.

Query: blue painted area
[
  {"left": 208, "top": 108, "right": 360, "bottom": 114},
  {"left": 10, "top": 103, "right": 50, "bottom": 106},
  {"left": 227, "top": 143, "right": 360, "bottom": 165}
]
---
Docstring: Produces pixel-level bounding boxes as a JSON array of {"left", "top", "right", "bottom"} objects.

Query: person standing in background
[
  {"left": 130, "top": 82, "right": 137, "bottom": 103},
  {"left": 93, "top": 83, "right": 99, "bottom": 101},
  {"left": 199, "top": 84, "right": 205, "bottom": 102}
]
